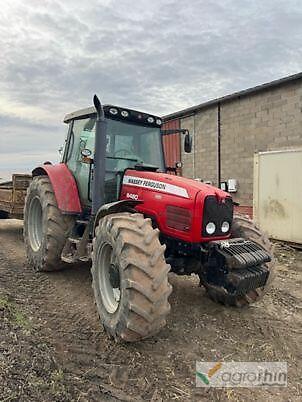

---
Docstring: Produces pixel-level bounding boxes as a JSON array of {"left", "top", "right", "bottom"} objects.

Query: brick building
[{"left": 163, "top": 72, "right": 302, "bottom": 216}]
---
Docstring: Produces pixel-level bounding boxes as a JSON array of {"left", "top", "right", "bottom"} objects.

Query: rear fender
[
  {"left": 94, "top": 200, "right": 143, "bottom": 234},
  {"left": 32, "top": 163, "right": 82, "bottom": 214}
]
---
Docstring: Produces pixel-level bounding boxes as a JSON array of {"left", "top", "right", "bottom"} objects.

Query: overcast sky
[{"left": 0, "top": 0, "right": 301, "bottom": 180}]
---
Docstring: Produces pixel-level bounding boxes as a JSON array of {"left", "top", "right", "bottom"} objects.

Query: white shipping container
[{"left": 253, "top": 149, "right": 302, "bottom": 244}]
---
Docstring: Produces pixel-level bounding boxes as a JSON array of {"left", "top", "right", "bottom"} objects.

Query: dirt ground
[{"left": 0, "top": 219, "right": 301, "bottom": 401}]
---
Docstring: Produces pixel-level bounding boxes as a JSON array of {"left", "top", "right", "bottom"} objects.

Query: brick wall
[{"left": 179, "top": 80, "right": 302, "bottom": 207}]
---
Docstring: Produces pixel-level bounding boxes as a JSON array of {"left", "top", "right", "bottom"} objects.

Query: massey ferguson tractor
[{"left": 23, "top": 95, "right": 275, "bottom": 342}]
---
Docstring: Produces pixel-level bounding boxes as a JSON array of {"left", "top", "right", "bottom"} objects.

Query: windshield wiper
[
  {"left": 106, "top": 156, "right": 139, "bottom": 162},
  {"left": 134, "top": 163, "right": 159, "bottom": 172}
]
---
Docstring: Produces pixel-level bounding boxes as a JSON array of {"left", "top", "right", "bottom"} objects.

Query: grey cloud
[{"left": 0, "top": 0, "right": 302, "bottom": 178}]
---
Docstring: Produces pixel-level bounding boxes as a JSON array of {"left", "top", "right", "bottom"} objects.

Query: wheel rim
[
  {"left": 97, "top": 243, "right": 121, "bottom": 314},
  {"left": 28, "top": 196, "right": 43, "bottom": 251}
]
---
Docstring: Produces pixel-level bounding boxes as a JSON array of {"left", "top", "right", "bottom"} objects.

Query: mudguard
[
  {"left": 93, "top": 199, "right": 143, "bottom": 234},
  {"left": 32, "top": 163, "right": 82, "bottom": 214}
]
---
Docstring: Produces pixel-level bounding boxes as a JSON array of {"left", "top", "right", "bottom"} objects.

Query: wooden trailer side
[{"left": 0, "top": 174, "right": 32, "bottom": 219}]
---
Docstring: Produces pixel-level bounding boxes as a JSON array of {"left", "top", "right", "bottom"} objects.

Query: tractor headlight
[
  {"left": 147, "top": 116, "right": 155, "bottom": 123},
  {"left": 206, "top": 222, "right": 216, "bottom": 235},
  {"left": 156, "top": 118, "right": 162, "bottom": 125},
  {"left": 221, "top": 221, "right": 230, "bottom": 233}
]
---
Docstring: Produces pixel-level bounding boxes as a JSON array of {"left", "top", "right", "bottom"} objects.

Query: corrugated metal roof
[{"left": 163, "top": 72, "right": 302, "bottom": 121}]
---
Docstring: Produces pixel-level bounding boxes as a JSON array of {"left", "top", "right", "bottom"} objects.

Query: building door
[{"left": 162, "top": 119, "right": 181, "bottom": 174}]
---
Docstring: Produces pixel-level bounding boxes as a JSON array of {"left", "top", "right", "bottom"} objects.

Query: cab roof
[{"left": 63, "top": 104, "right": 162, "bottom": 128}]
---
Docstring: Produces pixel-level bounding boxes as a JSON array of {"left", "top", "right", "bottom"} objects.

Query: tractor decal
[{"left": 123, "top": 175, "right": 189, "bottom": 198}]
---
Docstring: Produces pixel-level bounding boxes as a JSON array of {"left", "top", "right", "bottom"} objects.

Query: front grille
[
  {"left": 166, "top": 205, "right": 192, "bottom": 232},
  {"left": 202, "top": 195, "right": 233, "bottom": 236}
]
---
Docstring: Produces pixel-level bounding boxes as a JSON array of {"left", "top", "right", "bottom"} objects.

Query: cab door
[{"left": 65, "top": 117, "right": 96, "bottom": 207}]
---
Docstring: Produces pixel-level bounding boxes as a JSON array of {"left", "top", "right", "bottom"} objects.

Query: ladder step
[
  {"left": 76, "top": 219, "right": 89, "bottom": 225},
  {"left": 68, "top": 237, "right": 81, "bottom": 244},
  {"left": 79, "top": 256, "right": 90, "bottom": 262},
  {"left": 61, "top": 255, "right": 76, "bottom": 264}
]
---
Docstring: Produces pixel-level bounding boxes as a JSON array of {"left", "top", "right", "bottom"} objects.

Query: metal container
[{"left": 253, "top": 149, "right": 302, "bottom": 244}]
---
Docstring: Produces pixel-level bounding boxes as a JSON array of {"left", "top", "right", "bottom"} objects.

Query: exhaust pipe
[{"left": 92, "top": 94, "right": 107, "bottom": 215}]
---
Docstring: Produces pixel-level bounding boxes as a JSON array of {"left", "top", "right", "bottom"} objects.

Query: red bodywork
[
  {"left": 33, "top": 163, "right": 231, "bottom": 243},
  {"left": 32, "top": 163, "right": 82, "bottom": 214},
  {"left": 120, "top": 169, "right": 231, "bottom": 243}
]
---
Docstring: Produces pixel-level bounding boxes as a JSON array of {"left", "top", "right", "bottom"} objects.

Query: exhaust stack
[{"left": 92, "top": 94, "right": 107, "bottom": 215}]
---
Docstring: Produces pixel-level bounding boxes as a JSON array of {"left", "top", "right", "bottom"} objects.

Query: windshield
[
  {"left": 77, "top": 117, "right": 165, "bottom": 173},
  {"left": 105, "top": 119, "right": 165, "bottom": 172}
]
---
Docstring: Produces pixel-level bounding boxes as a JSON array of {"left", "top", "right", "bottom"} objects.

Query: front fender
[{"left": 93, "top": 199, "right": 143, "bottom": 234}]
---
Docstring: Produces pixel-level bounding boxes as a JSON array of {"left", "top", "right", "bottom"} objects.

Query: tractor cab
[{"left": 62, "top": 105, "right": 165, "bottom": 206}]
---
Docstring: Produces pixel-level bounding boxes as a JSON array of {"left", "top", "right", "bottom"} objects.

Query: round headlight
[
  {"left": 221, "top": 221, "right": 230, "bottom": 233},
  {"left": 206, "top": 222, "right": 216, "bottom": 235},
  {"left": 156, "top": 118, "right": 162, "bottom": 125},
  {"left": 109, "top": 108, "right": 118, "bottom": 115},
  {"left": 147, "top": 116, "right": 155, "bottom": 123},
  {"left": 121, "top": 110, "right": 129, "bottom": 117}
]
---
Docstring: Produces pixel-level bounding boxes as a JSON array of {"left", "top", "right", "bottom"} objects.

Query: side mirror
[
  {"left": 184, "top": 132, "right": 192, "bottom": 153},
  {"left": 81, "top": 148, "right": 92, "bottom": 157},
  {"left": 81, "top": 148, "right": 93, "bottom": 164}
]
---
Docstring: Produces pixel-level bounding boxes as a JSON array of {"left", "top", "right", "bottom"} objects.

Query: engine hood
[{"left": 123, "top": 169, "right": 230, "bottom": 201}]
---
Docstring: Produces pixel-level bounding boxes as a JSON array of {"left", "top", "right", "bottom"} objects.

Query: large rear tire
[
  {"left": 92, "top": 212, "right": 172, "bottom": 342},
  {"left": 203, "top": 214, "right": 275, "bottom": 307},
  {"left": 24, "top": 176, "right": 75, "bottom": 271}
]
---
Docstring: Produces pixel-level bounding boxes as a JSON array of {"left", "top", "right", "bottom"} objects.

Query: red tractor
[{"left": 24, "top": 95, "right": 274, "bottom": 342}]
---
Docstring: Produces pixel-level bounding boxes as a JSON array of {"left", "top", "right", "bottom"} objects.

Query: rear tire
[
  {"left": 24, "top": 176, "right": 75, "bottom": 271},
  {"left": 92, "top": 212, "right": 172, "bottom": 342},
  {"left": 203, "top": 214, "right": 275, "bottom": 307}
]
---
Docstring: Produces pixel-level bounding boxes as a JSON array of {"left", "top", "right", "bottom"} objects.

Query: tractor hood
[
  {"left": 122, "top": 169, "right": 230, "bottom": 201},
  {"left": 121, "top": 169, "right": 233, "bottom": 243}
]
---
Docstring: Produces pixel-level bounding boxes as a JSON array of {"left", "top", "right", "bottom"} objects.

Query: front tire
[
  {"left": 92, "top": 212, "right": 172, "bottom": 342},
  {"left": 203, "top": 214, "right": 275, "bottom": 307},
  {"left": 24, "top": 176, "right": 75, "bottom": 271}
]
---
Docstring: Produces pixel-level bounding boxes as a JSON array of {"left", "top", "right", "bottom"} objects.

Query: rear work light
[{"left": 166, "top": 206, "right": 192, "bottom": 232}]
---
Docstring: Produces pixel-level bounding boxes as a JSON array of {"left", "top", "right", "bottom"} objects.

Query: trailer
[{"left": 0, "top": 174, "right": 32, "bottom": 219}]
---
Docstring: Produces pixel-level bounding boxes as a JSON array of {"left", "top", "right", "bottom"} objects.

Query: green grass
[
  {"left": 0, "top": 295, "right": 31, "bottom": 330},
  {"left": 50, "top": 369, "right": 66, "bottom": 396}
]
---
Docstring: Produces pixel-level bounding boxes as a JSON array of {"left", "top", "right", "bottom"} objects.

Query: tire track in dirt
[
  {"left": 1, "top": 220, "right": 301, "bottom": 401},
  {"left": 0, "top": 221, "right": 197, "bottom": 401},
  {"left": 0, "top": 221, "right": 137, "bottom": 400}
]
